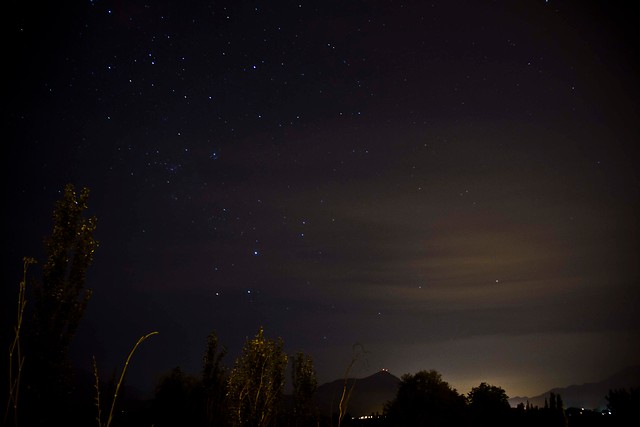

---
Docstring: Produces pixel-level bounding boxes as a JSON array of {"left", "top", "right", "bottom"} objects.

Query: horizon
[
  {"left": 72, "top": 338, "right": 637, "bottom": 402},
  {"left": 94, "top": 363, "right": 637, "bottom": 412}
]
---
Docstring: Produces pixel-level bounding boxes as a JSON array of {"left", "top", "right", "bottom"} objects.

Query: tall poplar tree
[
  {"left": 202, "top": 330, "right": 228, "bottom": 426},
  {"left": 291, "top": 352, "right": 318, "bottom": 427},
  {"left": 26, "top": 184, "right": 98, "bottom": 424}
]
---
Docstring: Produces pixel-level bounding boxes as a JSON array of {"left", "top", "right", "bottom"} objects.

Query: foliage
[
  {"left": 292, "top": 351, "right": 318, "bottom": 427},
  {"left": 23, "top": 184, "right": 98, "bottom": 425},
  {"left": 152, "top": 365, "right": 205, "bottom": 427},
  {"left": 226, "top": 327, "right": 288, "bottom": 427},
  {"left": 202, "top": 330, "right": 228, "bottom": 426},
  {"left": 467, "top": 382, "right": 510, "bottom": 427},
  {"left": 34, "top": 184, "right": 98, "bottom": 352},
  {"left": 384, "top": 369, "right": 466, "bottom": 427}
]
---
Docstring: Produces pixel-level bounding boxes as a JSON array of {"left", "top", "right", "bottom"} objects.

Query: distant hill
[
  {"left": 314, "top": 370, "right": 400, "bottom": 417},
  {"left": 508, "top": 365, "right": 640, "bottom": 410}
]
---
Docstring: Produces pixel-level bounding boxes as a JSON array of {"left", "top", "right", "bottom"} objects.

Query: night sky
[{"left": 5, "top": 0, "right": 639, "bottom": 399}]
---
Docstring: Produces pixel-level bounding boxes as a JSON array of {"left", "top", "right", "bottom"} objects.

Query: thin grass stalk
[
  {"left": 4, "top": 257, "right": 36, "bottom": 427},
  {"left": 105, "top": 331, "right": 158, "bottom": 427},
  {"left": 92, "top": 356, "right": 103, "bottom": 427}
]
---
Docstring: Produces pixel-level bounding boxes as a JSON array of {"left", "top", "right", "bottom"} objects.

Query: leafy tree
[
  {"left": 153, "top": 366, "right": 205, "bottom": 427},
  {"left": 25, "top": 184, "right": 98, "bottom": 425},
  {"left": 202, "top": 330, "right": 228, "bottom": 426},
  {"left": 291, "top": 351, "right": 318, "bottom": 427},
  {"left": 384, "top": 370, "right": 466, "bottom": 427},
  {"left": 226, "top": 327, "right": 288, "bottom": 427},
  {"left": 467, "top": 382, "right": 510, "bottom": 427}
]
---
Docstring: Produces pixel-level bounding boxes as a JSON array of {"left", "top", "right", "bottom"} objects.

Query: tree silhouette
[
  {"left": 291, "top": 351, "right": 318, "bottom": 427},
  {"left": 467, "top": 382, "right": 510, "bottom": 427},
  {"left": 555, "top": 393, "right": 563, "bottom": 412},
  {"left": 384, "top": 370, "right": 466, "bottom": 427},
  {"left": 24, "top": 184, "right": 98, "bottom": 425},
  {"left": 606, "top": 387, "right": 640, "bottom": 424},
  {"left": 152, "top": 366, "right": 205, "bottom": 427},
  {"left": 545, "top": 392, "right": 566, "bottom": 427},
  {"left": 202, "top": 330, "right": 228, "bottom": 426},
  {"left": 226, "top": 327, "right": 288, "bottom": 427},
  {"left": 549, "top": 391, "right": 557, "bottom": 411}
]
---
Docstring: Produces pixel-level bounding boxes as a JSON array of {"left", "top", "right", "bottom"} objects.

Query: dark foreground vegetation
[{"left": 3, "top": 185, "right": 639, "bottom": 427}]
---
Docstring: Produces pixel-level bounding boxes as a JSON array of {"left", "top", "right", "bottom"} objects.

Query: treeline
[
  {"left": 118, "top": 327, "right": 319, "bottom": 427},
  {"left": 87, "top": 334, "right": 638, "bottom": 427},
  {"left": 379, "top": 370, "right": 569, "bottom": 427},
  {"left": 3, "top": 186, "right": 638, "bottom": 427}
]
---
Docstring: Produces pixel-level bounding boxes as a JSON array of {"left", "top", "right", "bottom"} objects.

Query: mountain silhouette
[
  {"left": 508, "top": 365, "right": 640, "bottom": 410},
  {"left": 314, "top": 370, "right": 401, "bottom": 417}
]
